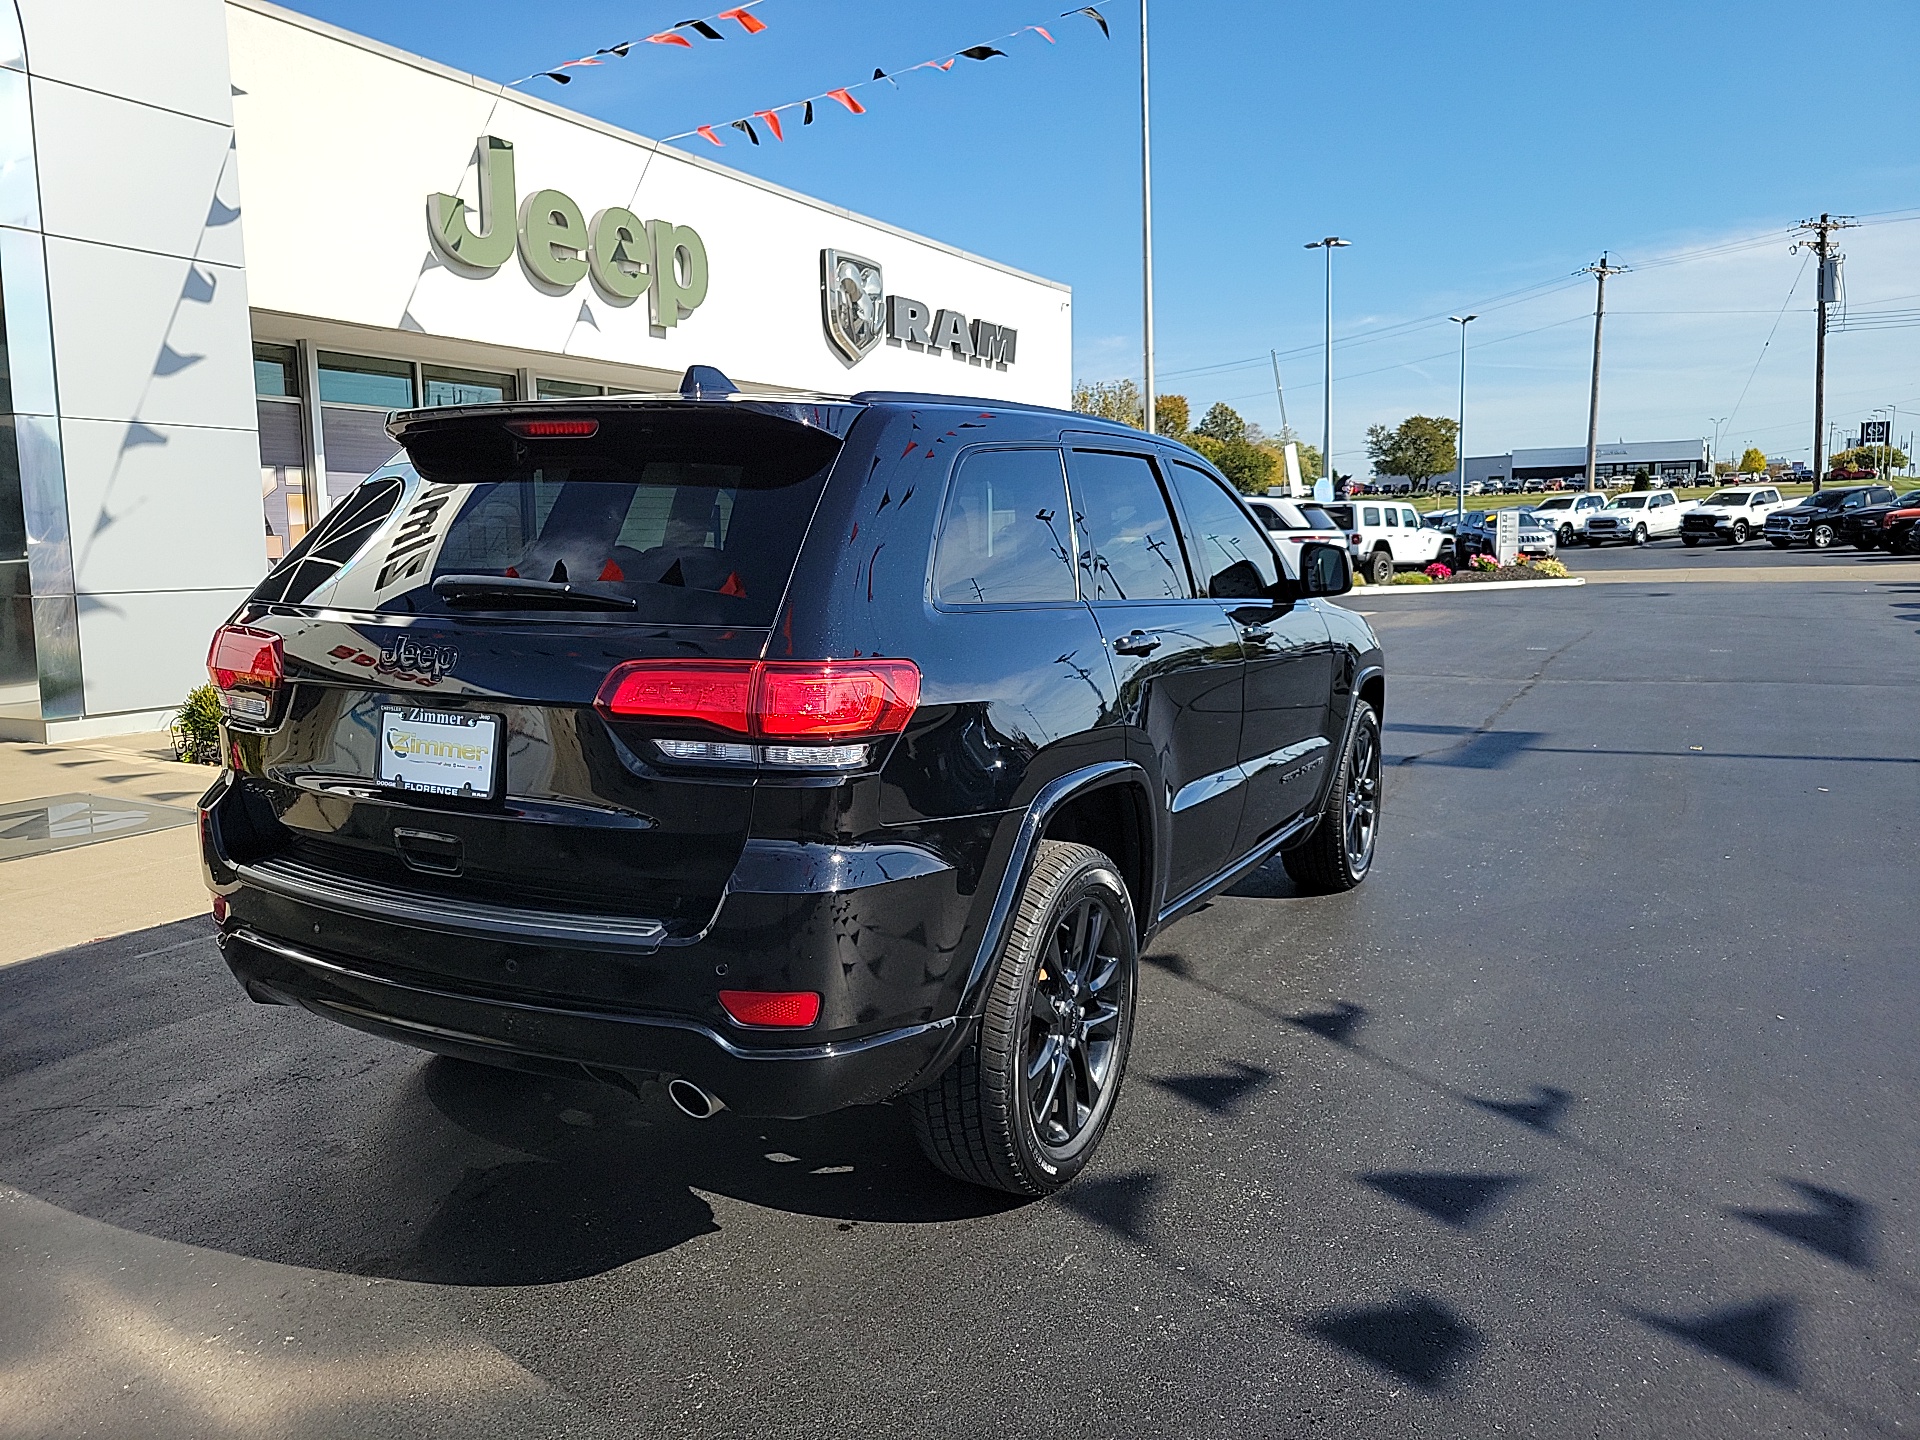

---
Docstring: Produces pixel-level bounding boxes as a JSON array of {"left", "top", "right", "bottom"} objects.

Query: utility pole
[
  {"left": 1709, "top": 416, "right": 1727, "bottom": 476},
  {"left": 1451, "top": 315, "right": 1476, "bottom": 532},
  {"left": 1578, "top": 253, "right": 1628, "bottom": 493},
  {"left": 1139, "top": 0, "right": 1155, "bottom": 434},
  {"left": 1793, "top": 213, "right": 1854, "bottom": 491},
  {"left": 1305, "top": 236, "right": 1350, "bottom": 498}
]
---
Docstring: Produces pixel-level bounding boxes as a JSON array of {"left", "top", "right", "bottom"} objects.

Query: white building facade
[{"left": 0, "top": 0, "right": 1072, "bottom": 740}]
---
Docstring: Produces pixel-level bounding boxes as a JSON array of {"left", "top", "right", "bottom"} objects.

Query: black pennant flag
[
  {"left": 730, "top": 118, "right": 760, "bottom": 145},
  {"left": 959, "top": 45, "right": 1006, "bottom": 60},
  {"left": 1064, "top": 6, "right": 1111, "bottom": 38},
  {"left": 803, "top": 99, "right": 814, "bottom": 125}
]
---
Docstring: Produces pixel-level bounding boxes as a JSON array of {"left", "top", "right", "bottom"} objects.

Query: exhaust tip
[{"left": 667, "top": 1077, "right": 725, "bottom": 1120}]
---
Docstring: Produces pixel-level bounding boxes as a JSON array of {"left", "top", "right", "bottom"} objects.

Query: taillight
[
  {"left": 597, "top": 659, "right": 920, "bottom": 745},
  {"left": 1350, "top": 533, "right": 1363, "bottom": 545},
  {"left": 718, "top": 990, "right": 821, "bottom": 1028},
  {"left": 206, "top": 625, "right": 283, "bottom": 722}
]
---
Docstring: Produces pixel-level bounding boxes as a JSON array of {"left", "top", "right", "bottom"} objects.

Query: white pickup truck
[
  {"left": 1678, "top": 485, "right": 1790, "bottom": 546},
  {"left": 1321, "top": 500, "right": 1453, "bottom": 584},
  {"left": 1529, "top": 491, "right": 1609, "bottom": 547},
  {"left": 1581, "top": 490, "right": 1692, "bottom": 546}
]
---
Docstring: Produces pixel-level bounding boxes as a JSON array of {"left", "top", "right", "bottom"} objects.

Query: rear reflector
[
  {"left": 207, "top": 625, "right": 283, "bottom": 721},
  {"left": 597, "top": 658, "right": 919, "bottom": 742},
  {"left": 718, "top": 990, "right": 821, "bottom": 1028},
  {"left": 211, "top": 893, "right": 229, "bottom": 924},
  {"left": 506, "top": 418, "right": 600, "bottom": 438}
]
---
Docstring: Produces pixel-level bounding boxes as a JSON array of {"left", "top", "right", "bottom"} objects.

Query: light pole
[
  {"left": 1450, "top": 315, "right": 1476, "bottom": 534},
  {"left": 1304, "top": 236, "right": 1350, "bottom": 498},
  {"left": 1709, "top": 416, "right": 1727, "bottom": 478},
  {"left": 1139, "top": 0, "right": 1155, "bottom": 434},
  {"left": 1873, "top": 407, "right": 1891, "bottom": 478}
]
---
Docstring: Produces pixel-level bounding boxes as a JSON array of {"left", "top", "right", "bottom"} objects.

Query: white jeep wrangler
[{"left": 1323, "top": 500, "right": 1452, "bottom": 585}]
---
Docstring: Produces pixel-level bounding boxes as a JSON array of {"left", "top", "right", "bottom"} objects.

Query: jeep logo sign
[
  {"left": 428, "top": 136, "right": 708, "bottom": 328},
  {"left": 819, "top": 249, "right": 1016, "bottom": 369}
]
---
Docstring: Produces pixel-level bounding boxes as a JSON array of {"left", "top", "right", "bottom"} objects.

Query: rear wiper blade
[{"left": 431, "top": 574, "right": 638, "bottom": 611}]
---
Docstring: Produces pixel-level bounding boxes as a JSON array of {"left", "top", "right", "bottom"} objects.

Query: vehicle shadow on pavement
[{"left": 0, "top": 921, "right": 1020, "bottom": 1290}]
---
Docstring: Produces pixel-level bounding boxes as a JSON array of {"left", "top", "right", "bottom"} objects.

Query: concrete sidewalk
[{"left": 0, "top": 735, "right": 217, "bottom": 967}]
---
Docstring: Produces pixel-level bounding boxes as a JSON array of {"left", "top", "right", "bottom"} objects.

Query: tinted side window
[
  {"left": 1067, "top": 450, "right": 1191, "bottom": 601},
  {"left": 1167, "top": 462, "right": 1279, "bottom": 599},
  {"left": 933, "top": 448, "right": 1076, "bottom": 605},
  {"left": 1402, "top": 507, "right": 1418, "bottom": 526},
  {"left": 1362, "top": 505, "right": 1381, "bottom": 526},
  {"left": 1382, "top": 509, "right": 1398, "bottom": 528}
]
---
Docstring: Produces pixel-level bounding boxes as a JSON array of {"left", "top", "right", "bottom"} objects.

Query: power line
[{"left": 1720, "top": 251, "right": 1809, "bottom": 440}]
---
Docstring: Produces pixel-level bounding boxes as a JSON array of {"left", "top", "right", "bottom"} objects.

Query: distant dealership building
[
  {"left": 1378, "top": 440, "right": 1710, "bottom": 491},
  {"left": 0, "top": 0, "right": 1071, "bottom": 740}
]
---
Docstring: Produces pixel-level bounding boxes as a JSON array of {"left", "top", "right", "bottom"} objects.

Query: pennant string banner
[
  {"left": 509, "top": 0, "right": 774, "bottom": 86},
  {"left": 663, "top": 9, "right": 1108, "bottom": 146}
]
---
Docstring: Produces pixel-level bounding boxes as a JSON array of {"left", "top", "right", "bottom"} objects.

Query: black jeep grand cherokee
[{"left": 200, "top": 372, "right": 1383, "bottom": 1196}]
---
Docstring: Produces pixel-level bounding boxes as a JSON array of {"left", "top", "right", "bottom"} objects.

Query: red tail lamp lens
[
  {"left": 507, "top": 419, "right": 599, "bottom": 438},
  {"left": 756, "top": 661, "right": 920, "bottom": 739},
  {"left": 718, "top": 990, "right": 821, "bottom": 1028},
  {"left": 596, "top": 659, "right": 920, "bottom": 741},
  {"left": 597, "top": 661, "right": 756, "bottom": 733},
  {"left": 207, "top": 625, "right": 283, "bottom": 693}
]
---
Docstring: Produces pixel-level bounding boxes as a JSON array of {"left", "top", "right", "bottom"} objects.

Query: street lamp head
[
  {"left": 1305, "top": 236, "right": 1351, "bottom": 249},
  {"left": 1450, "top": 314, "right": 1477, "bottom": 325}
]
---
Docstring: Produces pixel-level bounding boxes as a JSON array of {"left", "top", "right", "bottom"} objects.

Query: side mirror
[{"left": 1297, "top": 541, "right": 1353, "bottom": 597}]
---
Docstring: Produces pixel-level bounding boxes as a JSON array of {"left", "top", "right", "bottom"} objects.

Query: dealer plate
[{"left": 378, "top": 708, "right": 502, "bottom": 798}]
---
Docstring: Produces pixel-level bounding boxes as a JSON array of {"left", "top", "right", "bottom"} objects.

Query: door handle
[
  {"left": 1113, "top": 631, "right": 1162, "bottom": 656},
  {"left": 1238, "top": 625, "right": 1272, "bottom": 643}
]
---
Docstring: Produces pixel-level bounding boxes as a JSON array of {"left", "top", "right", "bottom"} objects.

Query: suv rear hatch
[{"left": 218, "top": 400, "right": 855, "bottom": 935}]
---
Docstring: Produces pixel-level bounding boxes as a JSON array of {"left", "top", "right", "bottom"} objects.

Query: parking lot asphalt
[{"left": 4, "top": 543, "right": 1918, "bottom": 1439}]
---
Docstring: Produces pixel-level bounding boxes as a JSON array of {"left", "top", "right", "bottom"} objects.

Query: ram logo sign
[{"left": 818, "top": 249, "right": 1017, "bottom": 370}]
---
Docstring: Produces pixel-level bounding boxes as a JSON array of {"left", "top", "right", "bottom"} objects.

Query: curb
[{"left": 1354, "top": 577, "right": 1587, "bottom": 595}]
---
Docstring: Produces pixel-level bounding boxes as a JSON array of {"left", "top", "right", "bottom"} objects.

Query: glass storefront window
[
  {"left": 423, "top": 364, "right": 516, "bottom": 408},
  {"left": 317, "top": 351, "right": 414, "bottom": 408},
  {"left": 536, "top": 378, "right": 606, "bottom": 399},
  {"left": 253, "top": 342, "right": 298, "bottom": 398}
]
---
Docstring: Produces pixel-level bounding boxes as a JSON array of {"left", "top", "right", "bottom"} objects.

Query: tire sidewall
[
  {"left": 1812, "top": 523, "right": 1835, "bottom": 548},
  {"left": 1331, "top": 701, "right": 1382, "bottom": 885},
  {"left": 998, "top": 855, "right": 1138, "bottom": 1190}
]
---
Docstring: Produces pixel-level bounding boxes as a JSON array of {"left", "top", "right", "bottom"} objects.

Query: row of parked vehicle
[{"left": 1246, "top": 483, "right": 1920, "bottom": 587}]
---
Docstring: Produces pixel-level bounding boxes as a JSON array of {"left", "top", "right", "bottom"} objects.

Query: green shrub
[
  {"left": 173, "top": 683, "right": 223, "bottom": 764},
  {"left": 1389, "top": 571, "right": 1434, "bottom": 585}
]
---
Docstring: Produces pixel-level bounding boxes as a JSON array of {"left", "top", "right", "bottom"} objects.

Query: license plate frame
[{"left": 376, "top": 707, "right": 503, "bottom": 800}]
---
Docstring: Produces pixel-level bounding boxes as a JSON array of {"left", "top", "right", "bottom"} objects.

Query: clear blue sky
[{"left": 283, "top": 0, "right": 1920, "bottom": 473}]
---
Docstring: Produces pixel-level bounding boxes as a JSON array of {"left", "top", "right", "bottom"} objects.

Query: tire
[
  {"left": 1768, "top": 538, "right": 1791, "bottom": 549},
  {"left": 908, "top": 840, "right": 1138, "bottom": 1197},
  {"left": 1731, "top": 521, "right": 1749, "bottom": 544},
  {"left": 1558, "top": 524, "right": 1575, "bottom": 547},
  {"left": 1367, "top": 548, "right": 1394, "bottom": 586},
  {"left": 1681, "top": 537, "right": 1699, "bottom": 548},
  {"left": 1812, "top": 523, "right": 1836, "bottom": 549},
  {"left": 1282, "top": 700, "right": 1382, "bottom": 895},
  {"left": 1853, "top": 536, "right": 1879, "bottom": 552},
  {"left": 1632, "top": 524, "right": 1649, "bottom": 546}
]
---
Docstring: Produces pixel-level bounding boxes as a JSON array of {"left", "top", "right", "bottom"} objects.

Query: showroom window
[
  {"left": 423, "top": 364, "right": 516, "bottom": 408},
  {"left": 317, "top": 351, "right": 415, "bottom": 408},
  {"left": 536, "top": 378, "right": 606, "bottom": 399},
  {"left": 253, "top": 342, "right": 298, "bottom": 398}
]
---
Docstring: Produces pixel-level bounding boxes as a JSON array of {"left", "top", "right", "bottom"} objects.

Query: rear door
[
  {"left": 227, "top": 404, "right": 848, "bottom": 933},
  {"left": 1067, "top": 447, "right": 1246, "bottom": 904},
  {"left": 1162, "top": 461, "right": 1333, "bottom": 854}
]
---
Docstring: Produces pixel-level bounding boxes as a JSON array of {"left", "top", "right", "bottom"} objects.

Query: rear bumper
[{"left": 220, "top": 925, "right": 959, "bottom": 1118}]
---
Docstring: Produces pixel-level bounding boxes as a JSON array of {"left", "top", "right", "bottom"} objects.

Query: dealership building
[{"left": 0, "top": 0, "right": 1072, "bottom": 740}]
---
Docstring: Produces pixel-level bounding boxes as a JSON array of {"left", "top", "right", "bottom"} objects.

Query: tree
[
  {"left": 1194, "top": 402, "right": 1248, "bottom": 444},
  {"left": 1829, "top": 444, "right": 1909, "bottom": 474},
  {"left": 1736, "top": 446, "right": 1769, "bottom": 474},
  {"left": 1191, "top": 433, "right": 1278, "bottom": 494},
  {"left": 1072, "top": 378, "right": 1144, "bottom": 429},
  {"left": 1154, "top": 394, "right": 1190, "bottom": 439},
  {"left": 1364, "top": 415, "right": 1458, "bottom": 488}
]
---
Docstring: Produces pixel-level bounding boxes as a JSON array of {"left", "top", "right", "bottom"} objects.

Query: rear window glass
[
  {"left": 1301, "top": 505, "right": 1336, "bottom": 529},
  {"left": 933, "top": 449, "right": 1076, "bottom": 605},
  {"left": 257, "top": 408, "right": 840, "bottom": 627}
]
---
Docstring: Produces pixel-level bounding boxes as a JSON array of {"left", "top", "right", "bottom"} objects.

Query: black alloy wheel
[
  {"left": 909, "top": 841, "right": 1138, "bottom": 1196},
  {"left": 1283, "top": 700, "right": 1382, "bottom": 894},
  {"left": 1812, "top": 522, "right": 1837, "bottom": 549},
  {"left": 1731, "top": 520, "right": 1749, "bottom": 544}
]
